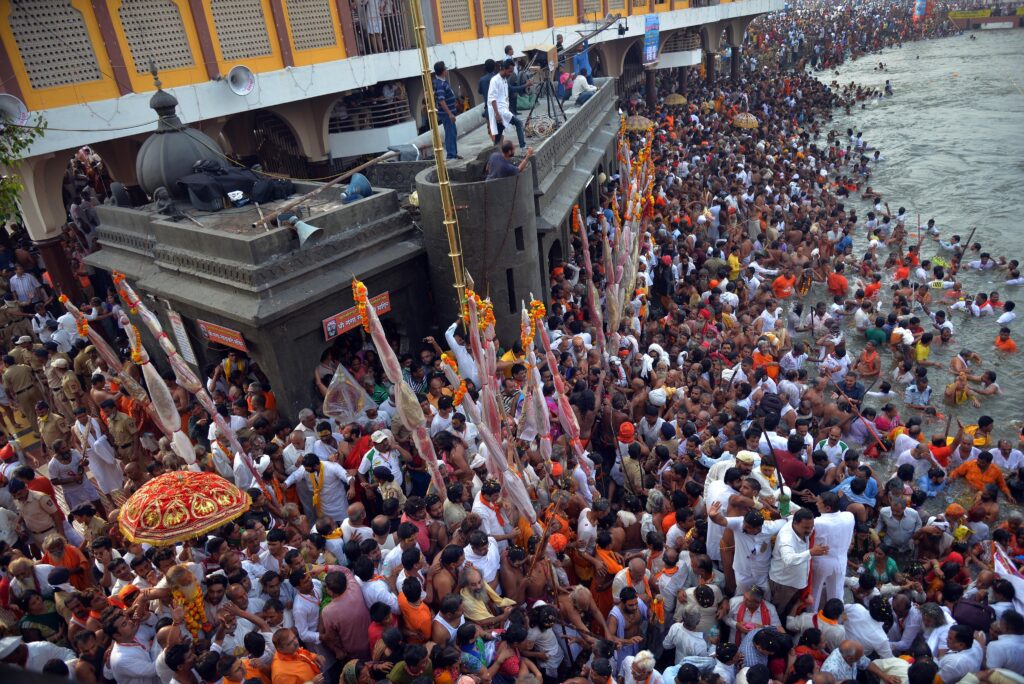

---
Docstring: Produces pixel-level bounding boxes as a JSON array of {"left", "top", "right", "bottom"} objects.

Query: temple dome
[{"left": 136, "top": 72, "right": 222, "bottom": 199}]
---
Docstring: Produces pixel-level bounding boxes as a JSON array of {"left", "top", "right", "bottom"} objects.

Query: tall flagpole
[{"left": 408, "top": 0, "right": 467, "bottom": 318}]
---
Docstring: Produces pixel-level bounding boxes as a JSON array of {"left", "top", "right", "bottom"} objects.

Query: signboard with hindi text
[
  {"left": 197, "top": 319, "right": 248, "bottom": 353},
  {"left": 643, "top": 15, "right": 660, "bottom": 64},
  {"left": 322, "top": 292, "right": 391, "bottom": 341}
]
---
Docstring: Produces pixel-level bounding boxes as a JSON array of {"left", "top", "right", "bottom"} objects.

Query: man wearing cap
[
  {"left": 3, "top": 353, "right": 43, "bottom": 433},
  {"left": 10, "top": 478, "right": 64, "bottom": 548},
  {"left": 358, "top": 429, "right": 409, "bottom": 493},
  {"left": 103, "top": 398, "right": 138, "bottom": 463},
  {"left": 36, "top": 400, "right": 70, "bottom": 455},
  {"left": 10, "top": 338, "right": 35, "bottom": 370},
  {"left": 0, "top": 634, "right": 75, "bottom": 673}
]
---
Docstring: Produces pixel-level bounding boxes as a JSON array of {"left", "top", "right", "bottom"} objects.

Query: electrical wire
[{"left": 2, "top": 120, "right": 160, "bottom": 133}]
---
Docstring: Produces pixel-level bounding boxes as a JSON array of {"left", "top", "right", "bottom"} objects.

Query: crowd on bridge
[{"left": 0, "top": 1, "right": 1022, "bottom": 684}]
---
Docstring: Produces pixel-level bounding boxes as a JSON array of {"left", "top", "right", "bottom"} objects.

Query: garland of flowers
[
  {"left": 571, "top": 204, "right": 581, "bottom": 234},
  {"left": 351, "top": 278, "right": 370, "bottom": 332},
  {"left": 172, "top": 589, "right": 210, "bottom": 639},
  {"left": 460, "top": 290, "right": 495, "bottom": 331},
  {"left": 129, "top": 325, "right": 144, "bottom": 365},
  {"left": 111, "top": 272, "right": 138, "bottom": 314},
  {"left": 529, "top": 300, "right": 546, "bottom": 323},
  {"left": 58, "top": 295, "right": 90, "bottom": 337},
  {"left": 441, "top": 352, "right": 458, "bottom": 374},
  {"left": 453, "top": 381, "right": 467, "bottom": 407}
]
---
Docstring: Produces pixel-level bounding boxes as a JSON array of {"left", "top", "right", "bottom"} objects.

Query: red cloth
[{"left": 774, "top": 449, "right": 815, "bottom": 486}]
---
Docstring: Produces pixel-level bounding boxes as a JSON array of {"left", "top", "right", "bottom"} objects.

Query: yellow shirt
[
  {"left": 914, "top": 343, "right": 930, "bottom": 362},
  {"left": 728, "top": 254, "right": 741, "bottom": 280}
]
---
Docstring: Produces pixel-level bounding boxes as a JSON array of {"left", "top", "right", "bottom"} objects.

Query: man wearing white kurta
[
  {"left": 284, "top": 454, "right": 350, "bottom": 522},
  {"left": 487, "top": 59, "right": 525, "bottom": 148},
  {"left": 809, "top": 492, "right": 856, "bottom": 611},
  {"left": 769, "top": 509, "right": 825, "bottom": 614},
  {"left": 473, "top": 479, "right": 511, "bottom": 550},
  {"left": 71, "top": 411, "right": 123, "bottom": 493}
]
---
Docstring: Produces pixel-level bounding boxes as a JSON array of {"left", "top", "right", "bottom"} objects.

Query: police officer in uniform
[
  {"left": 35, "top": 400, "right": 69, "bottom": 456},
  {"left": 9, "top": 336, "right": 34, "bottom": 367},
  {"left": 2, "top": 354, "right": 44, "bottom": 434},
  {"left": 102, "top": 398, "right": 137, "bottom": 463}
]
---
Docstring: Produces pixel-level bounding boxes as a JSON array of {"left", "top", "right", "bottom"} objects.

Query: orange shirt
[
  {"left": 826, "top": 273, "right": 849, "bottom": 297},
  {"left": 752, "top": 350, "right": 779, "bottom": 380},
  {"left": 894, "top": 266, "right": 910, "bottom": 281},
  {"left": 864, "top": 282, "right": 881, "bottom": 299},
  {"left": 40, "top": 546, "right": 90, "bottom": 591},
  {"left": 995, "top": 336, "right": 1017, "bottom": 353},
  {"left": 271, "top": 649, "right": 320, "bottom": 684},
  {"left": 772, "top": 275, "right": 796, "bottom": 299},
  {"left": 398, "top": 594, "right": 433, "bottom": 644},
  {"left": 949, "top": 460, "right": 1012, "bottom": 498}
]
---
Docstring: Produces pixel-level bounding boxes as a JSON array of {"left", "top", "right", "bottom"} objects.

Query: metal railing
[
  {"left": 349, "top": 0, "right": 415, "bottom": 54},
  {"left": 328, "top": 96, "right": 412, "bottom": 133}
]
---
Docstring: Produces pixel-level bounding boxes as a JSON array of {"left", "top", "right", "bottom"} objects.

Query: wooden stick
[
  {"left": 832, "top": 381, "right": 888, "bottom": 454},
  {"left": 253, "top": 151, "right": 397, "bottom": 229}
]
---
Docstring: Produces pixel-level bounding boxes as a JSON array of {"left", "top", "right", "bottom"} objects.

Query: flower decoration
[
  {"left": 529, "top": 300, "right": 546, "bottom": 322},
  {"left": 130, "top": 325, "right": 144, "bottom": 365},
  {"left": 172, "top": 589, "right": 210, "bottom": 639},
  {"left": 453, "top": 381, "right": 467, "bottom": 407},
  {"left": 351, "top": 278, "right": 370, "bottom": 332},
  {"left": 441, "top": 352, "right": 458, "bottom": 374},
  {"left": 571, "top": 204, "right": 581, "bottom": 234}
]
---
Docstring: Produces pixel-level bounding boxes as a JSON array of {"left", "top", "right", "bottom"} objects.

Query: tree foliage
[{"left": 0, "top": 115, "right": 45, "bottom": 223}]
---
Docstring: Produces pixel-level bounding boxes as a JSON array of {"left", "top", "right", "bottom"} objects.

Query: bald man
[
  {"left": 342, "top": 502, "right": 373, "bottom": 543},
  {"left": 821, "top": 640, "right": 900, "bottom": 684},
  {"left": 612, "top": 557, "right": 653, "bottom": 606}
]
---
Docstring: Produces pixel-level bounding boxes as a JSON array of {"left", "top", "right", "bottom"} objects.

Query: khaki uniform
[
  {"left": 0, "top": 305, "right": 16, "bottom": 350},
  {"left": 107, "top": 410, "right": 138, "bottom": 462},
  {"left": 15, "top": 490, "right": 61, "bottom": 547},
  {"left": 2, "top": 363, "right": 43, "bottom": 432},
  {"left": 3, "top": 302, "right": 31, "bottom": 347},
  {"left": 60, "top": 371, "right": 85, "bottom": 405},
  {"left": 37, "top": 411, "right": 69, "bottom": 451},
  {"left": 44, "top": 355, "right": 74, "bottom": 418},
  {"left": 9, "top": 345, "right": 32, "bottom": 367},
  {"left": 73, "top": 351, "right": 97, "bottom": 379}
]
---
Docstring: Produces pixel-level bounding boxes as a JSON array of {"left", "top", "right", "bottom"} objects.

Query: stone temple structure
[{"left": 87, "top": 78, "right": 621, "bottom": 417}]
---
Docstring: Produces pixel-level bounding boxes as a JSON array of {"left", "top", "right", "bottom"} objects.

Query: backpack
[{"left": 952, "top": 598, "right": 995, "bottom": 632}]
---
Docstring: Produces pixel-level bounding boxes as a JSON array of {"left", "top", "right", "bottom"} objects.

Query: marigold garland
[
  {"left": 351, "top": 278, "right": 370, "bottom": 332},
  {"left": 460, "top": 290, "right": 495, "bottom": 331},
  {"left": 571, "top": 204, "right": 581, "bottom": 234},
  {"left": 453, "top": 381, "right": 467, "bottom": 407},
  {"left": 130, "top": 325, "right": 143, "bottom": 365},
  {"left": 441, "top": 352, "right": 458, "bottom": 374},
  {"left": 172, "top": 589, "right": 210, "bottom": 639},
  {"left": 529, "top": 300, "right": 546, "bottom": 322}
]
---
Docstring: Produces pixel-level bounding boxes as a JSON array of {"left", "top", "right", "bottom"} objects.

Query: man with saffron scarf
[
  {"left": 586, "top": 530, "right": 624, "bottom": 617},
  {"left": 472, "top": 479, "right": 514, "bottom": 550},
  {"left": 271, "top": 628, "right": 324, "bottom": 684},
  {"left": 284, "top": 454, "right": 352, "bottom": 522}
]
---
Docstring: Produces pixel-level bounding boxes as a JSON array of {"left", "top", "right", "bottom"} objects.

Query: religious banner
[
  {"left": 322, "top": 292, "right": 391, "bottom": 341},
  {"left": 644, "top": 15, "right": 660, "bottom": 64},
  {"left": 196, "top": 319, "right": 248, "bottom": 352}
]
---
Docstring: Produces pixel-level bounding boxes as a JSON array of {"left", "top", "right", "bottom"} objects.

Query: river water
[
  {"left": 814, "top": 29, "right": 1024, "bottom": 446},
  {"left": 777, "top": 29, "right": 1024, "bottom": 512}
]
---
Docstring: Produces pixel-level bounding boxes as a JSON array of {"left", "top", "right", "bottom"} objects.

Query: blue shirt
[
  {"left": 904, "top": 384, "right": 932, "bottom": 406},
  {"left": 434, "top": 76, "right": 457, "bottom": 117},
  {"left": 831, "top": 475, "right": 878, "bottom": 507},
  {"left": 918, "top": 473, "right": 946, "bottom": 497}
]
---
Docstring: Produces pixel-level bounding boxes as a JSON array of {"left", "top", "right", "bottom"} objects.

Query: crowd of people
[{"left": 1, "top": 1, "right": 1023, "bottom": 684}]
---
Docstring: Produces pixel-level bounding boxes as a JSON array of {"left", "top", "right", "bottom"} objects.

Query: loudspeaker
[
  {"left": 293, "top": 220, "right": 325, "bottom": 248},
  {"left": 342, "top": 173, "right": 373, "bottom": 204},
  {"left": 0, "top": 94, "right": 30, "bottom": 126},
  {"left": 226, "top": 65, "right": 255, "bottom": 96}
]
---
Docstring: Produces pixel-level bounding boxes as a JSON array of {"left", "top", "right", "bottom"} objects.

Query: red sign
[
  {"left": 197, "top": 319, "right": 248, "bottom": 352},
  {"left": 323, "top": 292, "right": 391, "bottom": 341}
]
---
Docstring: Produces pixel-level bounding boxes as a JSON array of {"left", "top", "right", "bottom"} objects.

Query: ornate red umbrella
[{"left": 119, "top": 471, "right": 250, "bottom": 546}]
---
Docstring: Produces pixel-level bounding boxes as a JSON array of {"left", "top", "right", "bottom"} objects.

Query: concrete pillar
[
  {"left": 35, "top": 237, "right": 83, "bottom": 301},
  {"left": 677, "top": 66, "right": 688, "bottom": 92},
  {"left": 731, "top": 46, "right": 741, "bottom": 83},
  {"left": 705, "top": 52, "right": 716, "bottom": 84},
  {"left": 645, "top": 68, "right": 657, "bottom": 110}
]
